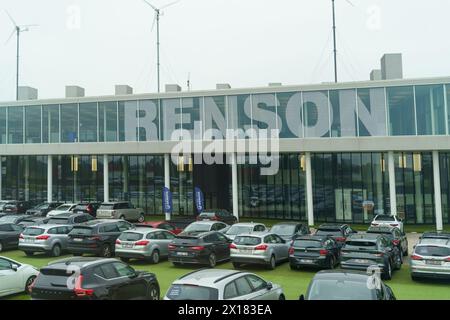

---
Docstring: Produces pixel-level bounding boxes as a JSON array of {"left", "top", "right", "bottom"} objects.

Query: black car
[
  {"left": 0, "top": 223, "right": 24, "bottom": 252},
  {"left": 196, "top": 209, "right": 237, "bottom": 225},
  {"left": 18, "top": 216, "right": 50, "bottom": 228},
  {"left": 47, "top": 213, "right": 95, "bottom": 225},
  {"left": 67, "top": 220, "right": 134, "bottom": 257},
  {"left": 289, "top": 235, "right": 340, "bottom": 270},
  {"left": 315, "top": 223, "right": 357, "bottom": 247},
  {"left": 1, "top": 201, "right": 37, "bottom": 214},
  {"left": 0, "top": 215, "right": 29, "bottom": 225},
  {"left": 72, "top": 202, "right": 102, "bottom": 217},
  {"left": 30, "top": 257, "right": 160, "bottom": 300},
  {"left": 168, "top": 231, "right": 231, "bottom": 268},
  {"left": 300, "top": 270, "right": 396, "bottom": 300},
  {"left": 26, "top": 202, "right": 64, "bottom": 217},
  {"left": 270, "top": 222, "right": 310, "bottom": 241},
  {"left": 367, "top": 226, "right": 408, "bottom": 256},
  {"left": 341, "top": 233, "right": 402, "bottom": 280}
]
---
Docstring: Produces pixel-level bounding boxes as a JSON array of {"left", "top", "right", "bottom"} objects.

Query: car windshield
[
  {"left": 74, "top": 205, "right": 88, "bottom": 210},
  {"left": 99, "top": 204, "right": 114, "bottom": 210},
  {"left": 307, "top": 279, "right": 375, "bottom": 300},
  {"left": 166, "top": 284, "right": 219, "bottom": 300},
  {"left": 23, "top": 227, "right": 45, "bottom": 236},
  {"left": 316, "top": 229, "right": 341, "bottom": 237},
  {"left": 47, "top": 218, "right": 69, "bottom": 225},
  {"left": 0, "top": 216, "right": 17, "bottom": 223},
  {"left": 70, "top": 227, "right": 93, "bottom": 236},
  {"left": 420, "top": 238, "right": 450, "bottom": 246},
  {"left": 55, "top": 205, "right": 73, "bottom": 211},
  {"left": 374, "top": 215, "right": 395, "bottom": 221},
  {"left": 199, "top": 212, "right": 215, "bottom": 217},
  {"left": 293, "top": 239, "right": 322, "bottom": 248},
  {"left": 271, "top": 225, "right": 296, "bottom": 236},
  {"left": 184, "top": 223, "right": 211, "bottom": 232},
  {"left": 35, "top": 203, "right": 50, "bottom": 210},
  {"left": 4, "top": 204, "right": 17, "bottom": 209},
  {"left": 226, "top": 225, "right": 253, "bottom": 235},
  {"left": 234, "top": 236, "right": 261, "bottom": 246},
  {"left": 415, "top": 246, "right": 450, "bottom": 257},
  {"left": 119, "top": 232, "right": 143, "bottom": 241}
]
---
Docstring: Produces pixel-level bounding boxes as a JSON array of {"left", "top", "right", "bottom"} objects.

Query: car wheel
[
  {"left": 25, "top": 251, "right": 34, "bottom": 257},
  {"left": 137, "top": 213, "right": 145, "bottom": 223},
  {"left": 119, "top": 215, "right": 125, "bottom": 220},
  {"left": 147, "top": 284, "right": 160, "bottom": 300},
  {"left": 208, "top": 253, "right": 217, "bottom": 268},
  {"left": 149, "top": 250, "right": 160, "bottom": 264},
  {"left": 232, "top": 262, "right": 241, "bottom": 269},
  {"left": 383, "top": 262, "right": 392, "bottom": 280},
  {"left": 289, "top": 264, "right": 298, "bottom": 270},
  {"left": 279, "top": 294, "right": 286, "bottom": 300},
  {"left": 25, "top": 276, "right": 36, "bottom": 294},
  {"left": 267, "top": 255, "right": 276, "bottom": 270},
  {"left": 51, "top": 244, "right": 62, "bottom": 257},
  {"left": 101, "top": 244, "right": 112, "bottom": 258},
  {"left": 411, "top": 275, "right": 420, "bottom": 282},
  {"left": 120, "top": 257, "right": 130, "bottom": 263}
]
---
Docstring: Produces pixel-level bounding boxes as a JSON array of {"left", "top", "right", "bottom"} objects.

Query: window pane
[
  {"left": 387, "top": 86, "right": 415, "bottom": 136},
  {"left": 25, "top": 106, "right": 41, "bottom": 143},
  {"left": 99, "top": 101, "right": 117, "bottom": 142},
  {"left": 8, "top": 106, "right": 23, "bottom": 144},
  {"left": 161, "top": 98, "right": 181, "bottom": 141},
  {"left": 42, "top": 105, "right": 60, "bottom": 143},
  {"left": 277, "top": 92, "right": 302, "bottom": 138},
  {"left": 203, "top": 96, "right": 226, "bottom": 139},
  {"left": 118, "top": 101, "right": 137, "bottom": 141},
  {"left": 79, "top": 102, "right": 97, "bottom": 142},
  {"left": 303, "top": 91, "right": 330, "bottom": 138},
  {"left": 330, "top": 90, "right": 357, "bottom": 137},
  {"left": 0, "top": 108, "right": 6, "bottom": 144},
  {"left": 228, "top": 95, "right": 251, "bottom": 138},
  {"left": 138, "top": 100, "right": 159, "bottom": 141},
  {"left": 415, "top": 85, "right": 446, "bottom": 135},
  {"left": 252, "top": 94, "right": 277, "bottom": 132},
  {"left": 60, "top": 104, "right": 78, "bottom": 142},
  {"left": 357, "top": 88, "right": 387, "bottom": 137},
  {"left": 181, "top": 97, "right": 201, "bottom": 139}
]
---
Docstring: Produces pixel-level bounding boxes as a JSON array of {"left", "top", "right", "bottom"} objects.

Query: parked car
[
  {"left": 289, "top": 235, "right": 340, "bottom": 270},
  {"left": 67, "top": 220, "right": 135, "bottom": 257},
  {"left": 18, "top": 216, "right": 50, "bottom": 228},
  {"left": 230, "top": 232, "right": 290, "bottom": 270},
  {"left": 47, "top": 203, "right": 78, "bottom": 217},
  {"left": 270, "top": 222, "right": 310, "bottom": 241},
  {"left": 340, "top": 233, "right": 402, "bottom": 280},
  {"left": 0, "top": 256, "right": 39, "bottom": 298},
  {"left": 315, "top": 223, "right": 357, "bottom": 247},
  {"left": 72, "top": 202, "right": 102, "bottom": 217},
  {"left": 0, "top": 223, "right": 24, "bottom": 252},
  {"left": 224, "top": 222, "right": 267, "bottom": 240},
  {"left": 419, "top": 231, "right": 450, "bottom": 244},
  {"left": 371, "top": 214, "right": 404, "bottom": 232},
  {"left": 141, "top": 221, "right": 184, "bottom": 235},
  {"left": 46, "top": 213, "right": 95, "bottom": 225},
  {"left": 410, "top": 241, "right": 450, "bottom": 280},
  {"left": 300, "top": 270, "right": 396, "bottom": 300},
  {"left": 116, "top": 227, "right": 177, "bottom": 263},
  {"left": 168, "top": 231, "right": 231, "bottom": 268},
  {"left": 96, "top": 202, "right": 145, "bottom": 222},
  {"left": 0, "top": 215, "right": 29, "bottom": 225},
  {"left": 196, "top": 209, "right": 238, "bottom": 225},
  {"left": 30, "top": 257, "right": 160, "bottom": 300},
  {"left": 0, "top": 200, "right": 10, "bottom": 213},
  {"left": 1, "top": 201, "right": 37, "bottom": 215},
  {"left": 19, "top": 225, "right": 73, "bottom": 257},
  {"left": 367, "top": 226, "right": 408, "bottom": 256},
  {"left": 180, "top": 221, "right": 230, "bottom": 236},
  {"left": 25, "top": 202, "right": 64, "bottom": 217},
  {"left": 165, "top": 269, "right": 285, "bottom": 300}
]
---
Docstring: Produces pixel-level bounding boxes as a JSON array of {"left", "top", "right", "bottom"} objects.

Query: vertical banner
[
  {"left": 162, "top": 187, "right": 173, "bottom": 221},
  {"left": 194, "top": 187, "right": 204, "bottom": 214}
]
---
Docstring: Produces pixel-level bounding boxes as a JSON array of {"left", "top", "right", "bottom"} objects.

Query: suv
[
  {"left": 30, "top": 257, "right": 160, "bottom": 300},
  {"left": 46, "top": 213, "right": 95, "bottom": 225},
  {"left": 165, "top": 269, "right": 285, "bottom": 300},
  {"left": 180, "top": 221, "right": 230, "bottom": 236},
  {"left": 341, "top": 233, "right": 402, "bottom": 279},
  {"left": 72, "top": 202, "right": 102, "bottom": 217},
  {"left": 197, "top": 209, "right": 238, "bottom": 225},
  {"left": 367, "top": 226, "right": 408, "bottom": 256},
  {"left": 315, "top": 224, "right": 357, "bottom": 247},
  {"left": 0, "top": 223, "right": 24, "bottom": 252},
  {"left": 270, "top": 222, "right": 310, "bottom": 241},
  {"left": 25, "top": 202, "right": 64, "bottom": 216},
  {"left": 96, "top": 202, "right": 145, "bottom": 222},
  {"left": 19, "top": 225, "right": 73, "bottom": 257},
  {"left": 18, "top": 216, "right": 50, "bottom": 228},
  {"left": 67, "top": 220, "right": 135, "bottom": 257},
  {"left": 289, "top": 235, "right": 340, "bottom": 270},
  {"left": 1, "top": 201, "right": 36, "bottom": 215}
]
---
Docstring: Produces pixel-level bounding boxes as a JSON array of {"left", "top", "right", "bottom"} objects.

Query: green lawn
[{"left": 1, "top": 249, "right": 449, "bottom": 300}]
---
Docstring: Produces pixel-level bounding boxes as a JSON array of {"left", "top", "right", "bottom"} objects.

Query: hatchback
[
  {"left": 0, "top": 223, "right": 23, "bottom": 252},
  {"left": 289, "top": 235, "right": 340, "bottom": 270},
  {"left": 19, "top": 225, "right": 73, "bottom": 257}
]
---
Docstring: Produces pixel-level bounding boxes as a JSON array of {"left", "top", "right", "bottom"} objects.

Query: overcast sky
[{"left": 0, "top": 0, "right": 449, "bottom": 101}]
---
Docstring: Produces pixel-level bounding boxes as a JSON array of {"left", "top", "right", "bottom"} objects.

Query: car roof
[
  {"left": 295, "top": 235, "right": 328, "bottom": 241},
  {"left": 421, "top": 231, "right": 450, "bottom": 239},
  {"left": 175, "top": 269, "right": 246, "bottom": 286},
  {"left": 235, "top": 231, "right": 271, "bottom": 238},
  {"left": 367, "top": 226, "right": 397, "bottom": 232},
  {"left": 27, "top": 224, "right": 71, "bottom": 229},
  {"left": 272, "top": 222, "right": 304, "bottom": 226},
  {"left": 416, "top": 241, "right": 450, "bottom": 248},
  {"left": 125, "top": 227, "right": 164, "bottom": 234},
  {"left": 46, "top": 257, "right": 116, "bottom": 269},
  {"left": 348, "top": 233, "right": 381, "bottom": 240},
  {"left": 317, "top": 223, "right": 347, "bottom": 230},
  {"left": 230, "top": 222, "right": 264, "bottom": 227},
  {"left": 74, "top": 219, "right": 118, "bottom": 226},
  {"left": 313, "top": 270, "right": 371, "bottom": 282},
  {"left": 191, "top": 220, "right": 226, "bottom": 225}
]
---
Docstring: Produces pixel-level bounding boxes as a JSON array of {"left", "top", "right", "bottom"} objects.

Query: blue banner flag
[
  {"left": 194, "top": 187, "right": 204, "bottom": 213},
  {"left": 162, "top": 187, "right": 173, "bottom": 214}
]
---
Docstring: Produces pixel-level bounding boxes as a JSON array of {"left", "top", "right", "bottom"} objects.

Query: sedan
[
  {"left": 180, "top": 221, "right": 230, "bottom": 236},
  {"left": 367, "top": 226, "right": 408, "bottom": 256},
  {"left": 224, "top": 222, "right": 267, "bottom": 241},
  {"left": 47, "top": 203, "right": 78, "bottom": 217},
  {"left": 0, "top": 256, "right": 39, "bottom": 298},
  {"left": 230, "top": 233, "right": 290, "bottom": 270}
]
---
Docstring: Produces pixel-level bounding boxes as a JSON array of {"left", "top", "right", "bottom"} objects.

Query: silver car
[
  {"left": 224, "top": 223, "right": 267, "bottom": 241},
  {"left": 115, "top": 227, "right": 176, "bottom": 264},
  {"left": 164, "top": 269, "right": 285, "bottom": 300},
  {"left": 19, "top": 224, "right": 73, "bottom": 257},
  {"left": 410, "top": 241, "right": 450, "bottom": 280},
  {"left": 230, "top": 232, "right": 290, "bottom": 270},
  {"left": 180, "top": 221, "right": 230, "bottom": 236},
  {"left": 96, "top": 202, "right": 145, "bottom": 222}
]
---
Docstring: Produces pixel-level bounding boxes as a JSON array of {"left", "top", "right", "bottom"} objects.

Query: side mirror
[
  {"left": 299, "top": 294, "right": 305, "bottom": 301},
  {"left": 129, "top": 272, "right": 138, "bottom": 279},
  {"left": 266, "top": 282, "right": 273, "bottom": 290},
  {"left": 11, "top": 264, "right": 19, "bottom": 272}
]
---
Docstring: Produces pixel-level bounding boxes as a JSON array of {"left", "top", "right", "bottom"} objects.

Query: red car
[{"left": 141, "top": 221, "right": 183, "bottom": 235}]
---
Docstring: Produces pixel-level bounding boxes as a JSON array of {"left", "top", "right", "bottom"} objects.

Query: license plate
[
  {"left": 25, "top": 238, "right": 35, "bottom": 243},
  {"left": 73, "top": 238, "right": 83, "bottom": 242},
  {"left": 123, "top": 244, "right": 133, "bottom": 249},
  {"left": 426, "top": 260, "right": 442, "bottom": 265},
  {"left": 300, "top": 259, "right": 313, "bottom": 263},
  {"left": 177, "top": 252, "right": 188, "bottom": 256},
  {"left": 240, "top": 249, "right": 252, "bottom": 254},
  {"left": 355, "top": 259, "right": 369, "bottom": 264}
]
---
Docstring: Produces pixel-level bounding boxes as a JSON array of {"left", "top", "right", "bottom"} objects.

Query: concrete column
[
  {"left": 433, "top": 151, "right": 443, "bottom": 231},
  {"left": 388, "top": 151, "right": 397, "bottom": 216},
  {"left": 103, "top": 155, "right": 109, "bottom": 202},
  {"left": 164, "top": 154, "right": 171, "bottom": 221},
  {"left": 231, "top": 153, "right": 239, "bottom": 221},
  {"left": 47, "top": 155, "right": 52, "bottom": 203},
  {"left": 305, "top": 152, "right": 314, "bottom": 227}
]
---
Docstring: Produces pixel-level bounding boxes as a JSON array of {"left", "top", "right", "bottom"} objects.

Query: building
[{"left": 0, "top": 54, "right": 449, "bottom": 230}]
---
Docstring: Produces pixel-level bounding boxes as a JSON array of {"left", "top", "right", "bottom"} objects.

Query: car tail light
[
  {"left": 319, "top": 249, "right": 329, "bottom": 256},
  {"left": 254, "top": 244, "right": 268, "bottom": 251},
  {"left": 87, "top": 236, "right": 101, "bottom": 241},
  {"left": 390, "top": 224, "right": 398, "bottom": 227},
  {"left": 229, "top": 243, "right": 237, "bottom": 249},
  {"left": 168, "top": 244, "right": 176, "bottom": 250},
  {"left": 411, "top": 255, "right": 423, "bottom": 261},
  {"left": 288, "top": 247, "right": 295, "bottom": 255},
  {"left": 374, "top": 252, "right": 385, "bottom": 257},
  {"left": 335, "top": 237, "right": 346, "bottom": 242},
  {"left": 135, "top": 240, "right": 150, "bottom": 246},
  {"left": 190, "top": 246, "right": 205, "bottom": 251},
  {"left": 445, "top": 257, "right": 450, "bottom": 262},
  {"left": 371, "top": 223, "right": 379, "bottom": 226},
  {"left": 211, "top": 215, "right": 219, "bottom": 221},
  {"left": 36, "top": 235, "right": 50, "bottom": 240},
  {"left": 392, "top": 239, "right": 400, "bottom": 246},
  {"left": 87, "top": 205, "right": 93, "bottom": 214},
  {"left": 19, "top": 234, "right": 24, "bottom": 239},
  {"left": 115, "top": 239, "right": 121, "bottom": 245},
  {"left": 74, "top": 275, "right": 94, "bottom": 297}
]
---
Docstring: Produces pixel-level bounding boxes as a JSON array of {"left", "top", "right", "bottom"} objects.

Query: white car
[
  {"left": 0, "top": 256, "right": 39, "bottom": 298},
  {"left": 371, "top": 214, "right": 404, "bottom": 232},
  {"left": 46, "top": 204, "right": 78, "bottom": 217}
]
